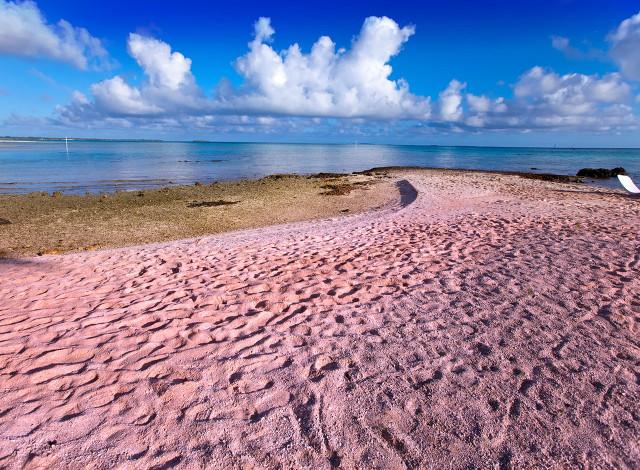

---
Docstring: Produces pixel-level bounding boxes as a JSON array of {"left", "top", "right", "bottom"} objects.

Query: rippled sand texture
[{"left": 1, "top": 169, "right": 639, "bottom": 469}]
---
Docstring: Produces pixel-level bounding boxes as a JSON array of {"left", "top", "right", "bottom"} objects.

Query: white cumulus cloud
[
  {"left": 609, "top": 10, "right": 640, "bottom": 80},
  {"left": 91, "top": 76, "right": 162, "bottom": 115},
  {"left": 229, "top": 16, "right": 430, "bottom": 118},
  {"left": 438, "top": 80, "right": 466, "bottom": 121},
  {"left": 58, "top": 16, "right": 430, "bottom": 125},
  {"left": 61, "top": 34, "right": 202, "bottom": 120},
  {"left": 514, "top": 66, "right": 630, "bottom": 105},
  {"left": 0, "top": 0, "right": 111, "bottom": 69},
  {"left": 462, "top": 67, "right": 635, "bottom": 130},
  {"left": 127, "top": 33, "right": 194, "bottom": 91}
]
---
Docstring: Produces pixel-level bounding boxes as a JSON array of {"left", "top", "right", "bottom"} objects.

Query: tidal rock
[{"left": 576, "top": 167, "right": 626, "bottom": 178}]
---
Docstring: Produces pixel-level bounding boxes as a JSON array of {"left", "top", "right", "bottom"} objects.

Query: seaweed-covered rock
[
  {"left": 576, "top": 167, "right": 626, "bottom": 178},
  {"left": 520, "top": 173, "right": 581, "bottom": 183}
]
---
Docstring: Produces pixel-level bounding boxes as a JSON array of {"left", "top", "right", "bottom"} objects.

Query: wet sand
[{"left": 0, "top": 169, "right": 639, "bottom": 468}]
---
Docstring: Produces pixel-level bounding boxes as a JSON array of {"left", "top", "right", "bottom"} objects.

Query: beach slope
[{"left": 0, "top": 169, "right": 638, "bottom": 468}]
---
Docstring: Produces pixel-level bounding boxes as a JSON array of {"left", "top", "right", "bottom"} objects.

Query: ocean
[{"left": 1, "top": 140, "right": 638, "bottom": 194}]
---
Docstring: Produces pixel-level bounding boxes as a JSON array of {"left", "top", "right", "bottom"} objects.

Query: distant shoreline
[
  {"left": 0, "top": 137, "right": 164, "bottom": 143},
  {"left": 1, "top": 136, "right": 639, "bottom": 150}
]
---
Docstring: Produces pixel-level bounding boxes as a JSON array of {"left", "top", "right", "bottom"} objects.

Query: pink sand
[{"left": 0, "top": 170, "right": 639, "bottom": 469}]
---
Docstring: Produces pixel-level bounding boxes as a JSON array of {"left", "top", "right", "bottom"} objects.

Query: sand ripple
[{"left": 0, "top": 170, "right": 639, "bottom": 469}]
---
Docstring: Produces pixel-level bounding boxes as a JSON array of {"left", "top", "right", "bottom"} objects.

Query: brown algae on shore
[{"left": 0, "top": 172, "right": 393, "bottom": 257}]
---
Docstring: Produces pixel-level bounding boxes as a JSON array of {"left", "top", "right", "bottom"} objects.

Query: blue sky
[{"left": 1, "top": 0, "right": 639, "bottom": 146}]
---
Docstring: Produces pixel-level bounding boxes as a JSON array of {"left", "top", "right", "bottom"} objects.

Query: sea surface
[{"left": 1, "top": 140, "right": 638, "bottom": 194}]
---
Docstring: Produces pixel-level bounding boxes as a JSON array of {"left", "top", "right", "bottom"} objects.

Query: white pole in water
[{"left": 65, "top": 137, "right": 69, "bottom": 155}]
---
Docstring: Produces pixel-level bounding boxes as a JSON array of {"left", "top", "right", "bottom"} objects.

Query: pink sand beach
[{"left": 0, "top": 169, "right": 639, "bottom": 469}]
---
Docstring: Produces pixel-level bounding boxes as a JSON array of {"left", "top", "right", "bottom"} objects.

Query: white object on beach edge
[{"left": 618, "top": 174, "right": 640, "bottom": 194}]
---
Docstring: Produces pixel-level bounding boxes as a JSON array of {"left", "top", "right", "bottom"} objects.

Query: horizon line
[{"left": 1, "top": 136, "right": 640, "bottom": 150}]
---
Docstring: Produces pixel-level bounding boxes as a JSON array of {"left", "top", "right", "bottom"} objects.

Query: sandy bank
[{"left": 0, "top": 169, "right": 638, "bottom": 468}]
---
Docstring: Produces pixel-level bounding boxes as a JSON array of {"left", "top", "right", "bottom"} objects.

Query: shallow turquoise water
[{"left": 1, "top": 140, "right": 638, "bottom": 194}]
